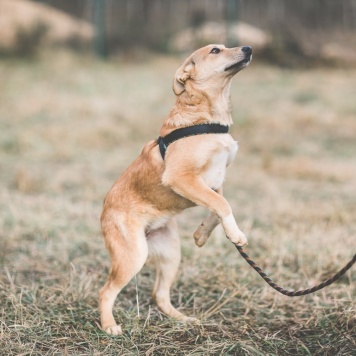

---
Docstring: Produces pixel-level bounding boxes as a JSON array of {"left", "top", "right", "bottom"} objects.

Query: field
[{"left": 0, "top": 51, "right": 355, "bottom": 355}]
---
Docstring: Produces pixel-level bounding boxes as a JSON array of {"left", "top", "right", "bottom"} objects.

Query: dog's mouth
[{"left": 225, "top": 54, "right": 252, "bottom": 72}]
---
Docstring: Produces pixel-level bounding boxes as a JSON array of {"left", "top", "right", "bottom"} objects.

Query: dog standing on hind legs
[{"left": 99, "top": 44, "right": 252, "bottom": 335}]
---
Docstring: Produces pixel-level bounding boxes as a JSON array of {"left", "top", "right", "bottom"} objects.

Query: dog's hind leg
[
  {"left": 148, "top": 219, "right": 197, "bottom": 322},
  {"left": 99, "top": 219, "right": 148, "bottom": 335}
]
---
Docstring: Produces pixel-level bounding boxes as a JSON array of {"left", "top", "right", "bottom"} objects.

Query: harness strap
[{"left": 157, "top": 123, "right": 229, "bottom": 159}]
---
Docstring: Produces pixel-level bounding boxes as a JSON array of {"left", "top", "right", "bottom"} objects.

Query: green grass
[{"left": 0, "top": 50, "right": 355, "bottom": 355}]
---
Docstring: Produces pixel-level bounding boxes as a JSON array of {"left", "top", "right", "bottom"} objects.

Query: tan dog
[{"left": 99, "top": 44, "right": 252, "bottom": 335}]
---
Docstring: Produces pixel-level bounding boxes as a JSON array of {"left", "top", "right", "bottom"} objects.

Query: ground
[{"left": 0, "top": 51, "right": 355, "bottom": 355}]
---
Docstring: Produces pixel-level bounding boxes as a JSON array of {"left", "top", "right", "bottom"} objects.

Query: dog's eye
[{"left": 210, "top": 48, "right": 221, "bottom": 54}]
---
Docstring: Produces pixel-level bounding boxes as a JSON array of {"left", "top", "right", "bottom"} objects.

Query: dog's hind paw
[
  {"left": 104, "top": 324, "right": 122, "bottom": 336},
  {"left": 185, "top": 316, "right": 200, "bottom": 324}
]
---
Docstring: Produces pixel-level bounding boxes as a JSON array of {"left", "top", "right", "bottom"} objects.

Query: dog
[{"left": 99, "top": 44, "right": 252, "bottom": 335}]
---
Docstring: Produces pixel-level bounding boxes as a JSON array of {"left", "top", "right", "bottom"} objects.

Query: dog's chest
[{"left": 201, "top": 141, "right": 238, "bottom": 189}]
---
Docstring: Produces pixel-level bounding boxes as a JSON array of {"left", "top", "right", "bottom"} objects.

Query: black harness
[{"left": 157, "top": 123, "right": 229, "bottom": 159}]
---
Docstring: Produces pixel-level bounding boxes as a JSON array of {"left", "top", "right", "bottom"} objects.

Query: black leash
[{"left": 234, "top": 244, "right": 355, "bottom": 296}]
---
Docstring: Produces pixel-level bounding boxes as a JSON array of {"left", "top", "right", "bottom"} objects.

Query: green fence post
[
  {"left": 93, "top": 0, "right": 107, "bottom": 57},
  {"left": 226, "top": 0, "right": 239, "bottom": 47}
]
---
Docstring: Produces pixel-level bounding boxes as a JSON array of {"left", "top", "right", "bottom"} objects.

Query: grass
[{"left": 0, "top": 50, "right": 355, "bottom": 355}]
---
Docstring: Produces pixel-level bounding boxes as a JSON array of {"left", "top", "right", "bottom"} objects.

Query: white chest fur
[{"left": 201, "top": 140, "right": 238, "bottom": 190}]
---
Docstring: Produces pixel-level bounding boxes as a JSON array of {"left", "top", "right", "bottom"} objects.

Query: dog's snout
[{"left": 241, "top": 46, "right": 252, "bottom": 55}]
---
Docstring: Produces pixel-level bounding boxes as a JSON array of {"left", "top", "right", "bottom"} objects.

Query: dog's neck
[{"left": 160, "top": 78, "right": 233, "bottom": 136}]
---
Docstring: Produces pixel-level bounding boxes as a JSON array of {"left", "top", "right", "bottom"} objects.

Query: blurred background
[
  {"left": 1, "top": 1, "right": 355, "bottom": 354},
  {"left": 1, "top": 0, "right": 356, "bottom": 65}
]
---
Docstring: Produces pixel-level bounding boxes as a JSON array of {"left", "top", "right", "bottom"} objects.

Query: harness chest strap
[{"left": 157, "top": 123, "right": 229, "bottom": 160}]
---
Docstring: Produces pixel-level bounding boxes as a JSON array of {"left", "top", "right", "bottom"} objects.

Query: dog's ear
[{"left": 173, "top": 59, "right": 195, "bottom": 95}]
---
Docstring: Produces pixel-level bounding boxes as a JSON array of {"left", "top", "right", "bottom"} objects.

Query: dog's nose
[{"left": 241, "top": 46, "right": 252, "bottom": 54}]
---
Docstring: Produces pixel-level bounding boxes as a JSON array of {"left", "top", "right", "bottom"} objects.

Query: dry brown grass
[{"left": 0, "top": 50, "right": 355, "bottom": 355}]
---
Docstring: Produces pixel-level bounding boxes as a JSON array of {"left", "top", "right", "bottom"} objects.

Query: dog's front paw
[
  {"left": 228, "top": 230, "right": 248, "bottom": 247},
  {"left": 193, "top": 227, "right": 209, "bottom": 247},
  {"left": 222, "top": 214, "right": 248, "bottom": 247},
  {"left": 104, "top": 324, "right": 122, "bottom": 336}
]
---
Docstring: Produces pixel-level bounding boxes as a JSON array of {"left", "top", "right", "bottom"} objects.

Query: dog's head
[{"left": 173, "top": 45, "right": 252, "bottom": 95}]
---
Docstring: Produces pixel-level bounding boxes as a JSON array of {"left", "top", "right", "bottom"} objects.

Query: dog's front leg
[
  {"left": 165, "top": 174, "right": 247, "bottom": 246},
  {"left": 194, "top": 213, "right": 219, "bottom": 247},
  {"left": 193, "top": 187, "right": 222, "bottom": 247}
]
